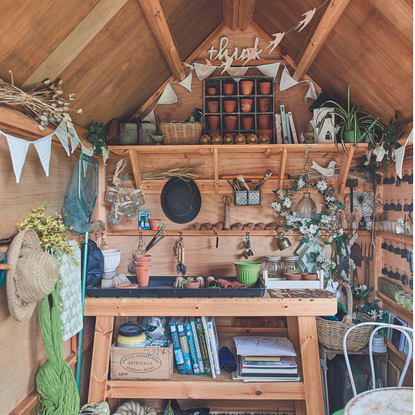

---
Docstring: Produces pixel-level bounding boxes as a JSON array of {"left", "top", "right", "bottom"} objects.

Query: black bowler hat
[{"left": 160, "top": 177, "right": 201, "bottom": 224}]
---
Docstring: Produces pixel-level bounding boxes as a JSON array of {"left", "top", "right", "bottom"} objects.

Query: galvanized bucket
[{"left": 119, "top": 123, "right": 138, "bottom": 145}]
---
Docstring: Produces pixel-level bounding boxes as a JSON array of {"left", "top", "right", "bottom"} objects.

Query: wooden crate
[{"left": 110, "top": 343, "right": 173, "bottom": 380}]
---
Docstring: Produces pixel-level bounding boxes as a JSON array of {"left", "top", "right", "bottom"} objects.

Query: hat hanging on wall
[
  {"left": 161, "top": 177, "right": 201, "bottom": 224},
  {"left": 6, "top": 229, "right": 59, "bottom": 322}
]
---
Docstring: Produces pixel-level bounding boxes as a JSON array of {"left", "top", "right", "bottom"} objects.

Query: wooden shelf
[
  {"left": 377, "top": 232, "right": 413, "bottom": 245},
  {"left": 386, "top": 339, "right": 413, "bottom": 369},
  {"left": 377, "top": 292, "right": 413, "bottom": 325}
]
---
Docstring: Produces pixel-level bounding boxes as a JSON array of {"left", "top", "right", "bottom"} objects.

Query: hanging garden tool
[
  {"left": 173, "top": 233, "right": 186, "bottom": 276},
  {"left": 242, "top": 232, "right": 253, "bottom": 259},
  {"left": 362, "top": 242, "right": 373, "bottom": 289},
  {"left": 222, "top": 195, "right": 232, "bottom": 230}
]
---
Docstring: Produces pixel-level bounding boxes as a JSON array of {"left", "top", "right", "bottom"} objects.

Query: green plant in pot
[{"left": 319, "top": 84, "right": 379, "bottom": 154}]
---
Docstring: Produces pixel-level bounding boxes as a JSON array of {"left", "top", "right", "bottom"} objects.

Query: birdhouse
[{"left": 313, "top": 108, "right": 336, "bottom": 144}]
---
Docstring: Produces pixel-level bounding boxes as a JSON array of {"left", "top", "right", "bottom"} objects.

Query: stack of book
[
  {"left": 168, "top": 316, "right": 221, "bottom": 377},
  {"left": 233, "top": 336, "right": 300, "bottom": 382},
  {"left": 275, "top": 105, "right": 298, "bottom": 144}
]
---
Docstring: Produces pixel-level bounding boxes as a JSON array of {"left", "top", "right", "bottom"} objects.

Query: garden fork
[{"left": 362, "top": 242, "right": 373, "bottom": 290}]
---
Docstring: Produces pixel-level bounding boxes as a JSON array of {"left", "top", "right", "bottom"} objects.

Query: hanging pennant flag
[
  {"left": 68, "top": 125, "right": 80, "bottom": 153},
  {"left": 157, "top": 83, "right": 178, "bottom": 105},
  {"left": 304, "top": 81, "right": 318, "bottom": 103},
  {"left": 33, "top": 134, "right": 53, "bottom": 177},
  {"left": 295, "top": 8, "right": 317, "bottom": 32},
  {"left": 102, "top": 147, "right": 110, "bottom": 165},
  {"left": 54, "top": 120, "right": 71, "bottom": 156},
  {"left": 256, "top": 62, "right": 281, "bottom": 80},
  {"left": 194, "top": 62, "right": 217, "bottom": 81},
  {"left": 226, "top": 67, "right": 249, "bottom": 77},
  {"left": 175, "top": 71, "right": 193, "bottom": 92},
  {"left": 143, "top": 109, "right": 156, "bottom": 124},
  {"left": 182, "top": 62, "right": 194, "bottom": 70},
  {"left": 4, "top": 133, "right": 31, "bottom": 183},
  {"left": 265, "top": 33, "right": 285, "bottom": 54},
  {"left": 81, "top": 142, "right": 94, "bottom": 158},
  {"left": 280, "top": 66, "right": 300, "bottom": 91},
  {"left": 394, "top": 129, "right": 413, "bottom": 178}
]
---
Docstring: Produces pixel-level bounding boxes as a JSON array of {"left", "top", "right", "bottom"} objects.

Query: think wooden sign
[{"left": 208, "top": 36, "right": 263, "bottom": 61}]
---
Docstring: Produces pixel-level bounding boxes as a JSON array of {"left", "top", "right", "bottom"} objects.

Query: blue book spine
[
  {"left": 185, "top": 320, "right": 201, "bottom": 374},
  {"left": 168, "top": 322, "right": 186, "bottom": 375},
  {"left": 177, "top": 322, "right": 194, "bottom": 374}
]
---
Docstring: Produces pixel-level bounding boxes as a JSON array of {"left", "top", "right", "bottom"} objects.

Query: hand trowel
[{"left": 350, "top": 243, "right": 362, "bottom": 288}]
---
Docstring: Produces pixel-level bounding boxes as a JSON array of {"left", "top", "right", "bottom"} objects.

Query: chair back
[{"left": 343, "top": 322, "right": 413, "bottom": 397}]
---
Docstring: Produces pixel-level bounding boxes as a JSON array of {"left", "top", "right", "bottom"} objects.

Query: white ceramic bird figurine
[{"left": 311, "top": 160, "right": 337, "bottom": 177}]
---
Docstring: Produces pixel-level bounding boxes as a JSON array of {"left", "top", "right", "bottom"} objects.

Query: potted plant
[{"left": 318, "top": 84, "right": 379, "bottom": 154}]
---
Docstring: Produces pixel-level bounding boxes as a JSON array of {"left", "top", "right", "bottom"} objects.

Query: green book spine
[
  {"left": 195, "top": 319, "right": 212, "bottom": 375},
  {"left": 280, "top": 105, "right": 288, "bottom": 144}
]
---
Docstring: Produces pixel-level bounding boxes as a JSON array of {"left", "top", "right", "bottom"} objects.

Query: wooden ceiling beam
[
  {"left": 137, "top": 0, "right": 186, "bottom": 82},
  {"left": 239, "top": 0, "right": 255, "bottom": 31},
  {"left": 22, "top": 0, "right": 129, "bottom": 88},
  {"left": 293, "top": 0, "right": 350, "bottom": 82},
  {"left": 223, "top": 0, "right": 239, "bottom": 31}
]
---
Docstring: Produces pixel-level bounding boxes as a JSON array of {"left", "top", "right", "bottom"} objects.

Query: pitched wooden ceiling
[{"left": 0, "top": 0, "right": 412, "bottom": 130}]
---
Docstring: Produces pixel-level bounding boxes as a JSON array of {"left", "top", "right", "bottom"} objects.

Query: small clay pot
[
  {"left": 207, "top": 115, "right": 220, "bottom": 130},
  {"left": 149, "top": 219, "right": 161, "bottom": 231},
  {"left": 207, "top": 87, "right": 217, "bottom": 95},
  {"left": 207, "top": 100, "right": 219, "bottom": 113},
  {"left": 116, "top": 284, "right": 139, "bottom": 289},
  {"left": 135, "top": 254, "right": 151, "bottom": 263},
  {"left": 259, "top": 81, "right": 272, "bottom": 95},
  {"left": 241, "top": 80, "right": 254, "bottom": 95},
  {"left": 285, "top": 273, "right": 302, "bottom": 281},
  {"left": 242, "top": 116, "right": 254, "bottom": 130},
  {"left": 257, "top": 114, "right": 271, "bottom": 129},
  {"left": 224, "top": 115, "right": 237, "bottom": 130},
  {"left": 223, "top": 100, "right": 236, "bottom": 112},
  {"left": 136, "top": 268, "right": 150, "bottom": 287},
  {"left": 302, "top": 273, "right": 318, "bottom": 281},
  {"left": 223, "top": 83, "right": 235, "bottom": 95},
  {"left": 183, "top": 280, "right": 201, "bottom": 289},
  {"left": 241, "top": 99, "right": 253, "bottom": 113},
  {"left": 258, "top": 97, "right": 270, "bottom": 112}
]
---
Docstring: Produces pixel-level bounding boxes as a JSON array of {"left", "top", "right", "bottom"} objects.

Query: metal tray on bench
[{"left": 86, "top": 276, "right": 266, "bottom": 298}]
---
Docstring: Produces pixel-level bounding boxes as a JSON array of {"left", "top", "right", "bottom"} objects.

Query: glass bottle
[
  {"left": 282, "top": 256, "right": 306, "bottom": 276},
  {"left": 262, "top": 256, "right": 283, "bottom": 280},
  {"left": 296, "top": 192, "right": 317, "bottom": 219}
]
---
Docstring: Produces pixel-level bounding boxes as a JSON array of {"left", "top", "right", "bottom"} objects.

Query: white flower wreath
[{"left": 272, "top": 175, "right": 345, "bottom": 245}]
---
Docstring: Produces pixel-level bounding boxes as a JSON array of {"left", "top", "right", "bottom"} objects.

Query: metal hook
[
  {"left": 139, "top": 231, "right": 142, "bottom": 236},
  {"left": 301, "top": 148, "right": 312, "bottom": 172}
]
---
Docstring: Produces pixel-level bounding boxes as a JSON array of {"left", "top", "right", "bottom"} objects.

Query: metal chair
[{"left": 343, "top": 322, "right": 413, "bottom": 397}]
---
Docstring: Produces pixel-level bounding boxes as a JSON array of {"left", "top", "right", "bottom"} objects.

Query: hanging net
[{"left": 63, "top": 155, "right": 98, "bottom": 234}]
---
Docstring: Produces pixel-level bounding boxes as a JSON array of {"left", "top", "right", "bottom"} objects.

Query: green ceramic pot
[
  {"left": 343, "top": 128, "right": 364, "bottom": 143},
  {"left": 233, "top": 261, "right": 262, "bottom": 287}
]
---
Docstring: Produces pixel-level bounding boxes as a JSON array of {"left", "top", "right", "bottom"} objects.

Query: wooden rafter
[
  {"left": 22, "top": 0, "right": 129, "bottom": 88},
  {"left": 137, "top": 0, "right": 185, "bottom": 82},
  {"left": 293, "top": 0, "right": 350, "bottom": 81},
  {"left": 223, "top": 0, "right": 255, "bottom": 31},
  {"left": 239, "top": 0, "right": 256, "bottom": 31}
]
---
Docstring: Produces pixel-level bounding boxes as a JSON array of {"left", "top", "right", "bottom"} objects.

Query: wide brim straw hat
[
  {"left": 160, "top": 177, "right": 201, "bottom": 224},
  {"left": 6, "top": 229, "right": 59, "bottom": 322}
]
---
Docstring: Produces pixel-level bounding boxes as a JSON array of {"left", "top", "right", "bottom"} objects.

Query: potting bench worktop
[{"left": 85, "top": 294, "right": 336, "bottom": 414}]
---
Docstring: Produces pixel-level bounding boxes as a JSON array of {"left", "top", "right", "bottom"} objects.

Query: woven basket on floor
[
  {"left": 159, "top": 121, "right": 203, "bottom": 145},
  {"left": 317, "top": 282, "right": 374, "bottom": 351}
]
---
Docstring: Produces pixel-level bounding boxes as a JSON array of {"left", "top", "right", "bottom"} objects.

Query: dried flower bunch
[{"left": 0, "top": 71, "right": 82, "bottom": 130}]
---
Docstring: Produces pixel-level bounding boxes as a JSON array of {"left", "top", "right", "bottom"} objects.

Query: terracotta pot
[
  {"left": 135, "top": 254, "right": 151, "bottom": 262},
  {"left": 149, "top": 219, "right": 161, "bottom": 231},
  {"left": 242, "top": 116, "right": 254, "bottom": 130},
  {"left": 207, "top": 87, "right": 217, "bottom": 96},
  {"left": 257, "top": 114, "right": 271, "bottom": 129},
  {"left": 206, "top": 100, "right": 219, "bottom": 113},
  {"left": 259, "top": 81, "right": 272, "bottom": 95},
  {"left": 183, "top": 280, "right": 201, "bottom": 289},
  {"left": 258, "top": 97, "right": 270, "bottom": 112},
  {"left": 240, "top": 80, "right": 254, "bottom": 95},
  {"left": 116, "top": 284, "right": 139, "bottom": 289},
  {"left": 285, "top": 273, "right": 301, "bottom": 281},
  {"left": 223, "top": 100, "right": 236, "bottom": 113},
  {"left": 224, "top": 115, "right": 237, "bottom": 130},
  {"left": 136, "top": 268, "right": 150, "bottom": 287},
  {"left": 223, "top": 83, "right": 234, "bottom": 95},
  {"left": 207, "top": 115, "right": 220, "bottom": 130},
  {"left": 241, "top": 99, "right": 253, "bottom": 113},
  {"left": 302, "top": 273, "right": 318, "bottom": 281}
]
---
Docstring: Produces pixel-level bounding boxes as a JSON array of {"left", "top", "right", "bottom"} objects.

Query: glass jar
[
  {"left": 262, "top": 256, "right": 284, "bottom": 280},
  {"left": 282, "top": 256, "right": 306, "bottom": 276},
  {"left": 117, "top": 322, "right": 147, "bottom": 347},
  {"left": 129, "top": 189, "right": 145, "bottom": 208},
  {"left": 104, "top": 186, "right": 118, "bottom": 204},
  {"left": 119, "top": 201, "right": 137, "bottom": 219}
]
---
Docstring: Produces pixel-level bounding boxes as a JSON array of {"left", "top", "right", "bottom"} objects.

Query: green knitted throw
[{"left": 37, "top": 278, "right": 80, "bottom": 414}]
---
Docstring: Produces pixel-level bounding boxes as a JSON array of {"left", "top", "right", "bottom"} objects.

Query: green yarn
[{"left": 36, "top": 278, "right": 80, "bottom": 414}]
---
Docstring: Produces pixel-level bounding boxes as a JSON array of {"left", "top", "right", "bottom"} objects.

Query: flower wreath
[{"left": 272, "top": 175, "right": 345, "bottom": 245}]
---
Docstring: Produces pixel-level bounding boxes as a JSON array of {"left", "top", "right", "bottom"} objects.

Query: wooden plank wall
[{"left": 0, "top": 135, "right": 78, "bottom": 414}]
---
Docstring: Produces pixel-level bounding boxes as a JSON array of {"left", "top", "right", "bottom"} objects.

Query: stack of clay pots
[{"left": 135, "top": 254, "right": 151, "bottom": 287}]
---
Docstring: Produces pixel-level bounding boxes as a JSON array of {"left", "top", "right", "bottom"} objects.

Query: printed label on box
[{"left": 138, "top": 210, "right": 150, "bottom": 230}]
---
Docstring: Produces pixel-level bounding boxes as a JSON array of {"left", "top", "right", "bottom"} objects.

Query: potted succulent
[{"left": 318, "top": 84, "right": 379, "bottom": 154}]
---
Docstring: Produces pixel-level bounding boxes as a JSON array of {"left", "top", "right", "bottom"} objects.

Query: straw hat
[{"left": 6, "top": 229, "right": 59, "bottom": 322}]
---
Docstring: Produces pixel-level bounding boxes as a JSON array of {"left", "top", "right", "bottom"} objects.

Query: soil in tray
[{"left": 86, "top": 276, "right": 266, "bottom": 298}]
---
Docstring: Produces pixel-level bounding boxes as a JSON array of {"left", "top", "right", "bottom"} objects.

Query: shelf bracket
[
  {"left": 129, "top": 149, "right": 142, "bottom": 187},
  {"left": 338, "top": 146, "right": 355, "bottom": 193},
  {"left": 279, "top": 148, "right": 288, "bottom": 189}
]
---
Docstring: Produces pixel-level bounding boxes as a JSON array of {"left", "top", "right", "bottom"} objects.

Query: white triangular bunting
[
  {"left": 176, "top": 71, "right": 193, "bottom": 92},
  {"left": 226, "top": 67, "right": 249, "bottom": 77},
  {"left": 256, "top": 62, "right": 281, "bottom": 80},
  {"left": 68, "top": 125, "right": 80, "bottom": 153},
  {"left": 280, "top": 66, "right": 300, "bottom": 91},
  {"left": 304, "top": 81, "right": 318, "bottom": 103},
  {"left": 102, "top": 147, "right": 110, "bottom": 165},
  {"left": 142, "top": 109, "right": 156, "bottom": 124},
  {"left": 4, "top": 134, "right": 30, "bottom": 183},
  {"left": 81, "top": 142, "right": 94, "bottom": 157},
  {"left": 158, "top": 83, "right": 178, "bottom": 105},
  {"left": 33, "top": 134, "right": 53, "bottom": 177},
  {"left": 54, "top": 120, "right": 71, "bottom": 156},
  {"left": 194, "top": 63, "right": 217, "bottom": 80}
]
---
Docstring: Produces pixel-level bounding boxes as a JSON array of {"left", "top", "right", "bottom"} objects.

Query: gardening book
[
  {"left": 288, "top": 112, "right": 298, "bottom": 144},
  {"left": 195, "top": 318, "right": 212, "bottom": 375},
  {"left": 168, "top": 317, "right": 186, "bottom": 375},
  {"left": 244, "top": 355, "right": 281, "bottom": 362},
  {"left": 176, "top": 317, "right": 193, "bottom": 374},
  {"left": 206, "top": 316, "right": 221, "bottom": 375},
  {"left": 233, "top": 336, "right": 296, "bottom": 357},
  {"left": 184, "top": 318, "right": 201, "bottom": 374},
  {"left": 240, "top": 356, "right": 298, "bottom": 376},
  {"left": 201, "top": 316, "right": 217, "bottom": 378},
  {"left": 275, "top": 114, "right": 282, "bottom": 144},
  {"left": 190, "top": 317, "right": 205, "bottom": 373},
  {"left": 241, "top": 357, "right": 282, "bottom": 367},
  {"left": 285, "top": 113, "right": 292, "bottom": 144},
  {"left": 280, "top": 105, "right": 289, "bottom": 144}
]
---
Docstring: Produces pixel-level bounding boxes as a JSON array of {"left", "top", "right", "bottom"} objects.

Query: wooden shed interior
[{"left": 0, "top": 0, "right": 413, "bottom": 414}]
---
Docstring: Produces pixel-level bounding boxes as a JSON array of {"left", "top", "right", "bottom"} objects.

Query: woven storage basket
[
  {"left": 160, "top": 121, "right": 203, "bottom": 145},
  {"left": 378, "top": 277, "right": 402, "bottom": 299},
  {"left": 316, "top": 282, "right": 374, "bottom": 351}
]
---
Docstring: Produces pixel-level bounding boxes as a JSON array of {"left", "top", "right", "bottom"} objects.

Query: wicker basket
[
  {"left": 316, "top": 282, "right": 374, "bottom": 351},
  {"left": 159, "top": 121, "right": 203, "bottom": 145}
]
